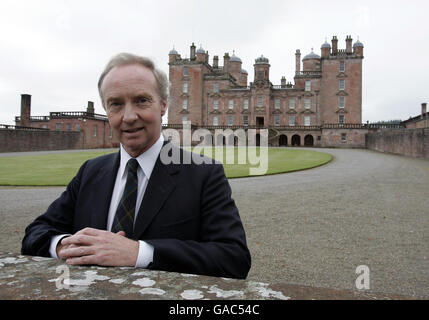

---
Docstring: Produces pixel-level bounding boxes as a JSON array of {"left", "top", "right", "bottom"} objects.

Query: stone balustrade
[{"left": 0, "top": 252, "right": 408, "bottom": 300}]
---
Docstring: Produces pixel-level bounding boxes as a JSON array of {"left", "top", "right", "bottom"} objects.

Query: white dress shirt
[{"left": 49, "top": 134, "right": 164, "bottom": 268}]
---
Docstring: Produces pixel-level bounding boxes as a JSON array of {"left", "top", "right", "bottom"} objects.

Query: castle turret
[
  {"left": 353, "top": 38, "right": 364, "bottom": 57},
  {"left": 229, "top": 51, "right": 243, "bottom": 84},
  {"left": 168, "top": 46, "right": 180, "bottom": 63},
  {"left": 196, "top": 45, "right": 207, "bottom": 63},
  {"left": 321, "top": 39, "right": 331, "bottom": 58},
  {"left": 254, "top": 55, "right": 270, "bottom": 81},
  {"left": 302, "top": 49, "right": 321, "bottom": 71}
]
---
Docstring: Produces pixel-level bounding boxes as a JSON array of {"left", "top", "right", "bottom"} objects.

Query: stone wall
[
  {"left": 366, "top": 128, "right": 429, "bottom": 159},
  {"left": 0, "top": 128, "right": 83, "bottom": 152},
  {"left": 322, "top": 128, "right": 367, "bottom": 148}
]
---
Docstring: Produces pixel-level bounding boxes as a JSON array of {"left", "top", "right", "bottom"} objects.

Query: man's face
[{"left": 101, "top": 64, "right": 167, "bottom": 157}]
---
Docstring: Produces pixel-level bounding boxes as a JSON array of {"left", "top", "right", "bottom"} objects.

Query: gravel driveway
[{"left": 1, "top": 148, "right": 428, "bottom": 298}]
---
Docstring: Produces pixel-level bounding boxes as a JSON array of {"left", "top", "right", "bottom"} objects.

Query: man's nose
[{"left": 122, "top": 103, "right": 138, "bottom": 123}]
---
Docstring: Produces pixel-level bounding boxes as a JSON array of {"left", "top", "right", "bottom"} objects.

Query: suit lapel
[
  {"left": 132, "top": 151, "right": 178, "bottom": 240},
  {"left": 90, "top": 152, "right": 120, "bottom": 230}
]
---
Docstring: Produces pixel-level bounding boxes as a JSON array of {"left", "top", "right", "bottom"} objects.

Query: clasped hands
[{"left": 56, "top": 227, "right": 139, "bottom": 267}]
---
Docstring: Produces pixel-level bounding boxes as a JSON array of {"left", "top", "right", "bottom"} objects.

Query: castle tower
[
  {"left": 353, "top": 38, "right": 364, "bottom": 57},
  {"left": 196, "top": 45, "right": 207, "bottom": 63},
  {"left": 302, "top": 48, "right": 321, "bottom": 71},
  {"left": 319, "top": 35, "right": 364, "bottom": 125},
  {"left": 254, "top": 55, "right": 270, "bottom": 82},
  {"left": 321, "top": 39, "right": 331, "bottom": 58},
  {"left": 168, "top": 46, "right": 180, "bottom": 63}
]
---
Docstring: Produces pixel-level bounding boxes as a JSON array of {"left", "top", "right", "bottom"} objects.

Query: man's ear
[{"left": 160, "top": 100, "right": 167, "bottom": 116}]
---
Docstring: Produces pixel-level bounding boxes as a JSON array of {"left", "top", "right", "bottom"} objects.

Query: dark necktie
[{"left": 111, "top": 158, "right": 139, "bottom": 238}]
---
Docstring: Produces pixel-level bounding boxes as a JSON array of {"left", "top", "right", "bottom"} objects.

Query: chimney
[
  {"left": 190, "top": 43, "right": 196, "bottom": 60},
  {"left": 422, "top": 103, "right": 427, "bottom": 119},
  {"left": 346, "top": 35, "right": 353, "bottom": 53},
  {"left": 87, "top": 101, "right": 94, "bottom": 116},
  {"left": 295, "top": 49, "right": 301, "bottom": 75},
  {"left": 332, "top": 36, "right": 338, "bottom": 55},
  {"left": 223, "top": 52, "right": 230, "bottom": 73},
  {"left": 281, "top": 76, "right": 287, "bottom": 88},
  {"left": 213, "top": 55, "right": 219, "bottom": 68},
  {"left": 20, "top": 94, "right": 31, "bottom": 127}
]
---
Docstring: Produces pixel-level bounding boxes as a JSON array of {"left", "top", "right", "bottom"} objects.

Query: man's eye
[
  {"left": 137, "top": 97, "right": 150, "bottom": 104},
  {"left": 108, "top": 102, "right": 122, "bottom": 110}
]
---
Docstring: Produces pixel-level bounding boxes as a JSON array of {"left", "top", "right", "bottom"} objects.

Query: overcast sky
[{"left": 0, "top": 0, "right": 427, "bottom": 125}]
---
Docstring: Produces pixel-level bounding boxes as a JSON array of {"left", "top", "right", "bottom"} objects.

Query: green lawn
[{"left": 0, "top": 148, "right": 332, "bottom": 186}]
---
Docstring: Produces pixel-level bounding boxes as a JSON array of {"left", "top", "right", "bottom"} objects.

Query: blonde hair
[{"left": 98, "top": 53, "right": 169, "bottom": 108}]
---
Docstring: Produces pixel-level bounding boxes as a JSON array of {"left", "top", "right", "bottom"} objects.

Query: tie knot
[{"left": 127, "top": 158, "right": 139, "bottom": 173}]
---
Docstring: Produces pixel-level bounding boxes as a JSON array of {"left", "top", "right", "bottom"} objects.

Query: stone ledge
[{"left": 0, "top": 253, "right": 411, "bottom": 300}]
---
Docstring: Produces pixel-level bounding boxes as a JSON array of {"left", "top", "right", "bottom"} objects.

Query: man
[{"left": 21, "top": 53, "right": 251, "bottom": 279}]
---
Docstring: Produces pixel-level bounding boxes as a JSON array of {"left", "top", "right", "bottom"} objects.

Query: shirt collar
[{"left": 119, "top": 134, "right": 164, "bottom": 180}]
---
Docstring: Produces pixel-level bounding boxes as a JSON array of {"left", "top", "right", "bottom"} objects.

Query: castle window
[
  {"left": 182, "top": 115, "right": 187, "bottom": 123},
  {"left": 289, "top": 115, "right": 295, "bottom": 126},
  {"left": 274, "top": 115, "right": 280, "bottom": 126},
  {"left": 289, "top": 99, "right": 295, "bottom": 109},
  {"left": 182, "top": 99, "right": 188, "bottom": 109},
  {"left": 66, "top": 123, "right": 71, "bottom": 131},
  {"left": 341, "top": 133, "right": 347, "bottom": 142},
  {"left": 339, "top": 115, "right": 345, "bottom": 124},
  {"left": 229, "top": 100, "right": 234, "bottom": 110},
  {"left": 304, "top": 116, "right": 311, "bottom": 126},
  {"left": 257, "top": 96, "right": 263, "bottom": 107},
  {"left": 228, "top": 116, "right": 234, "bottom": 126},
  {"left": 339, "top": 96, "right": 345, "bottom": 109},
  {"left": 339, "top": 79, "right": 345, "bottom": 91},
  {"left": 339, "top": 61, "right": 345, "bottom": 73},
  {"left": 56, "top": 123, "right": 62, "bottom": 130},
  {"left": 74, "top": 124, "right": 80, "bottom": 131},
  {"left": 305, "top": 80, "right": 311, "bottom": 92},
  {"left": 305, "top": 99, "right": 311, "bottom": 110},
  {"left": 183, "top": 82, "right": 188, "bottom": 93},
  {"left": 243, "top": 115, "right": 249, "bottom": 126},
  {"left": 243, "top": 99, "right": 249, "bottom": 109},
  {"left": 274, "top": 98, "right": 281, "bottom": 109},
  {"left": 183, "top": 66, "right": 189, "bottom": 76},
  {"left": 109, "top": 127, "right": 113, "bottom": 139},
  {"left": 213, "top": 100, "right": 219, "bottom": 109},
  {"left": 213, "top": 116, "right": 218, "bottom": 126},
  {"left": 93, "top": 125, "right": 97, "bottom": 137},
  {"left": 214, "top": 83, "right": 219, "bottom": 93}
]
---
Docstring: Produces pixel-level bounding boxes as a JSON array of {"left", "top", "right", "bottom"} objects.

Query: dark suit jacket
[{"left": 21, "top": 143, "right": 251, "bottom": 279}]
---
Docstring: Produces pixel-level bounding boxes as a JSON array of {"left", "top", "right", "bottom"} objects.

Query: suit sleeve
[
  {"left": 21, "top": 161, "right": 88, "bottom": 257},
  {"left": 145, "top": 163, "right": 251, "bottom": 279}
]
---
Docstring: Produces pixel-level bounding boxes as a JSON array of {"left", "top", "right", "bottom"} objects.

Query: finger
[
  {"left": 66, "top": 254, "right": 97, "bottom": 266},
  {"left": 61, "top": 245, "right": 94, "bottom": 259},
  {"left": 61, "top": 234, "right": 96, "bottom": 246},
  {"left": 116, "top": 231, "right": 126, "bottom": 237},
  {"left": 75, "top": 227, "right": 104, "bottom": 236}
]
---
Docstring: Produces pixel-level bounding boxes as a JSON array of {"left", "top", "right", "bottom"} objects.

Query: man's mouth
[{"left": 122, "top": 127, "right": 144, "bottom": 133}]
